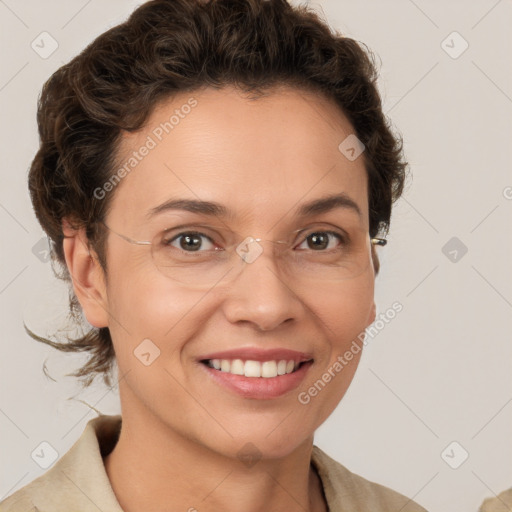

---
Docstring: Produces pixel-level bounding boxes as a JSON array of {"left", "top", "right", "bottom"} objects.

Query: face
[{"left": 78, "top": 85, "right": 377, "bottom": 459}]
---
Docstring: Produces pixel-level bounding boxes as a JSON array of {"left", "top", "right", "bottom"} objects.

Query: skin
[{"left": 63, "top": 85, "right": 377, "bottom": 512}]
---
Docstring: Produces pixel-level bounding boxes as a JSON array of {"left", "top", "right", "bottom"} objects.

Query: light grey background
[{"left": 1, "top": 1, "right": 511, "bottom": 511}]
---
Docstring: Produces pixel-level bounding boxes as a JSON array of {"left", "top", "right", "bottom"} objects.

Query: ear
[
  {"left": 371, "top": 244, "right": 380, "bottom": 276},
  {"left": 62, "top": 219, "right": 109, "bottom": 328}
]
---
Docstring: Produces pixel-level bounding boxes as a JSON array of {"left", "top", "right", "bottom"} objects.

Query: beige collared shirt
[{"left": 1, "top": 414, "right": 429, "bottom": 511}]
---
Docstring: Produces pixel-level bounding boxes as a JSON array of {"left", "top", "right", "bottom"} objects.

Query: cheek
[
  {"left": 305, "top": 271, "right": 375, "bottom": 346},
  {"left": 105, "top": 274, "right": 209, "bottom": 415},
  {"left": 295, "top": 272, "right": 375, "bottom": 423},
  {"left": 104, "top": 264, "right": 202, "bottom": 365}
]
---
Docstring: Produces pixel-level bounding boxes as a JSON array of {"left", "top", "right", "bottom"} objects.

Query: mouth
[{"left": 197, "top": 349, "right": 314, "bottom": 399}]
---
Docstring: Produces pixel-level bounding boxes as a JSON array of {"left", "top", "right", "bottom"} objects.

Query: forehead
[{"left": 108, "top": 85, "right": 369, "bottom": 230}]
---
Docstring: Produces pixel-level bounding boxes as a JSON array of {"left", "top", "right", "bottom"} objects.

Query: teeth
[
  {"left": 208, "top": 359, "right": 298, "bottom": 378},
  {"left": 261, "top": 361, "right": 277, "bottom": 378},
  {"left": 244, "top": 360, "right": 261, "bottom": 377},
  {"left": 277, "top": 360, "right": 287, "bottom": 375},
  {"left": 230, "top": 359, "right": 245, "bottom": 375}
]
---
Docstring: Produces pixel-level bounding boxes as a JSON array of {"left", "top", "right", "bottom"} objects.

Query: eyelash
[{"left": 163, "top": 229, "right": 348, "bottom": 252}]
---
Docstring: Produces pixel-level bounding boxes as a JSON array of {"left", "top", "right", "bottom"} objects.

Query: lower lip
[{"left": 200, "top": 361, "right": 313, "bottom": 399}]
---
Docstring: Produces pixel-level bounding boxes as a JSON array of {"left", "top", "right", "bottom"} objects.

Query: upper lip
[{"left": 198, "top": 347, "right": 313, "bottom": 363}]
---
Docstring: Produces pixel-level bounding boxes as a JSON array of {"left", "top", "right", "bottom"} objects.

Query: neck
[{"left": 103, "top": 398, "right": 327, "bottom": 512}]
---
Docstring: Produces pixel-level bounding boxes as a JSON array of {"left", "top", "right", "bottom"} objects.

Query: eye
[
  {"left": 296, "top": 231, "right": 345, "bottom": 251},
  {"left": 165, "top": 231, "right": 217, "bottom": 252}
]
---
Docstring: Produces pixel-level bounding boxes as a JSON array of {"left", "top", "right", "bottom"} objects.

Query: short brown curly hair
[{"left": 28, "top": 0, "right": 407, "bottom": 387}]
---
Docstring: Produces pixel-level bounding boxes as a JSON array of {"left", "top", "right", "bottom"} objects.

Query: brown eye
[
  {"left": 297, "top": 231, "right": 345, "bottom": 251},
  {"left": 166, "top": 232, "right": 216, "bottom": 252}
]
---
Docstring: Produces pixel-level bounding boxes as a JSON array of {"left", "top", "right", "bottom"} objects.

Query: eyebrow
[{"left": 147, "top": 192, "right": 362, "bottom": 220}]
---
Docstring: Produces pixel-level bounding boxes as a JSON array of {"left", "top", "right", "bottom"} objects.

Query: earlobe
[{"left": 62, "top": 220, "right": 109, "bottom": 328}]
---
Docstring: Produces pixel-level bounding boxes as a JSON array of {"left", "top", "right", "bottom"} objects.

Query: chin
[{"left": 208, "top": 414, "right": 316, "bottom": 461}]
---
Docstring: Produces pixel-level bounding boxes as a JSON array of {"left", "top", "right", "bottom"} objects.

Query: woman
[{"left": 0, "top": 0, "right": 427, "bottom": 510}]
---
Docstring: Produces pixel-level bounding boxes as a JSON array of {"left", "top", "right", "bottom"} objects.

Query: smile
[{"left": 197, "top": 348, "right": 314, "bottom": 399}]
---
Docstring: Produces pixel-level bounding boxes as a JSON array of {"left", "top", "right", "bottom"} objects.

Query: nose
[{"left": 220, "top": 239, "right": 305, "bottom": 331}]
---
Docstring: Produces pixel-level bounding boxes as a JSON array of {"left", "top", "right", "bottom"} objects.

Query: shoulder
[
  {"left": 0, "top": 414, "right": 123, "bottom": 512},
  {"left": 312, "top": 445, "right": 429, "bottom": 512},
  {"left": 479, "top": 488, "right": 512, "bottom": 512}
]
